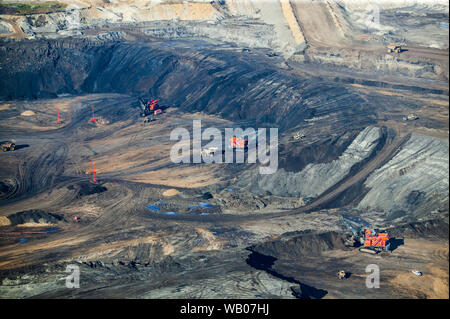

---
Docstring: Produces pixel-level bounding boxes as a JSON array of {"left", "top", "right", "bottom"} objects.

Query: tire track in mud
[
  {"left": 431, "top": 247, "right": 449, "bottom": 263},
  {"left": 0, "top": 181, "right": 139, "bottom": 269},
  {"left": 55, "top": 182, "right": 136, "bottom": 245},
  {"left": 2, "top": 142, "right": 69, "bottom": 204},
  {"left": 0, "top": 95, "right": 136, "bottom": 209}
]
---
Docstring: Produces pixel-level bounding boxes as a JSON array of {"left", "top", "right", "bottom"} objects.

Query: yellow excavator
[
  {"left": 292, "top": 131, "right": 305, "bottom": 140},
  {"left": 387, "top": 44, "right": 402, "bottom": 53},
  {"left": 1, "top": 141, "right": 15, "bottom": 152}
]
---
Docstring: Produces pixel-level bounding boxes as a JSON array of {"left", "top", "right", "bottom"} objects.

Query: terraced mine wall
[
  {"left": 0, "top": 38, "right": 375, "bottom": 133},
  {"left": 358, "top": 134, "right": 449, "bottom": 217},
  {"left": 236, "top": 126, "right": 382, "bottom": 198}
]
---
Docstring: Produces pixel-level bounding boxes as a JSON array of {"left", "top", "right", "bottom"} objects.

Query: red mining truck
[{"left": 229, "top": 137, "right": 248, "bottom": 150}]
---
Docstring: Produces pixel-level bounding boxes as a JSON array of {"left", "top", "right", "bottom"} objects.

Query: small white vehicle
[
  {"left": 411, "top": 270, "right": 422, "bottom": 276},
  {"left": 201, "top": 147, "right": 218, "bottom": 157}
]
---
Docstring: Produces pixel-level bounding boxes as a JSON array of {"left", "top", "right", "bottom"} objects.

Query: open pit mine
[{"left": 0, "top": 0, "right": 448, "bottom": 301}]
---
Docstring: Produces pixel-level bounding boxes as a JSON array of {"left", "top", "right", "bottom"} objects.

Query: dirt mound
[
  {"left": 162, "top": 189, "right": 180, "bottom": 197},
  {"left": 92, "top": 117, "right": 109, "bottom": 126},
  {"left": 388, "top": 217, "right": 449, "bottom": 239},
  {"left": 20, "top": 110, "right": 35, "bottom": 116},
  {"left": 7, "top": 210, "right": 63, "bottom": 226},
  {"left": 0, "top": 103, "right": 10, "bottom": 111},
  {"left": 68, "top": 182, "right": 107, "bottom": 198},
  {"left": 0, "top": 216, "right": 11, "bottom": 226},
  {"left": 249, "top": 231, "right": 347, "bottom": 259}
]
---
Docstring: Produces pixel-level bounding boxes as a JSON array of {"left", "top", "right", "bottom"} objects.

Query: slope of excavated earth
[
  {"left": 0, "top": 38, "right": 378, "bottom": 134},
  {"left": 236, "top": 126, "right": 382, "bottom": 198},
  {"left": 358, "top": 134, "right": 449, "bottom": 217}
]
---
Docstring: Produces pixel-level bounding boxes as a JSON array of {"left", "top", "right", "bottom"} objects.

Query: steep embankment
[
  {"left": 358, "top": 134, "right": 449, "bottom": 217},
  {"left": 236, "top": 126, "right": 381, "bottom": 198},
  {"left": 0, "top": 38, "right": 374, "bottom": 132}
]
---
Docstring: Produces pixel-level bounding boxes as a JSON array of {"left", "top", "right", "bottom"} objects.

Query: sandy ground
[{"left": 388, "top": 239, "right": 449, "bottom": 298}]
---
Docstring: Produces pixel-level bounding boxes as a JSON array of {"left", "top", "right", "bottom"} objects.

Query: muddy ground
[{"left": 0, "top": 36, "right": 448, "bottom": 299}]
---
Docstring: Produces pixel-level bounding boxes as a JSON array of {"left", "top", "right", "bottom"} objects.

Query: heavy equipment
[
  {"left": 342, "top": 216, "right": 391, "bottom": 254},
  {"left": 1, "top": 141, "right": 15, "bottom": 152},
  {"left": 143, "top": 115, "right": 155, "bottom": 123},
  {"left": 201, "top": 147, "right": 218, "bottom": 157},
  {"left": 387, "top": 44, "right": 402, "bottom": 53},
  {"left": 342, "top": 216, "right": 367, "bottom": 245},
  {"left": 229, "top": 137, "right": 248, "bottom": 150},
  {"left": 359, "top": 228, "right": 391, "bottom": 254},
  {"left": 292, "top": 131, "right": 305, "bottom": 140},
  {"left": 139, "top": 98, "right": 163, "bottom": 117},
  {"left": 403, "top": 113, "right": 419, "bottom": 121}
]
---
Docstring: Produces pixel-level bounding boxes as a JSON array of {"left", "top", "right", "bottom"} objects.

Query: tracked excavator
[
  {"left": 342, "top": 216, "right": 391, "bottom": 254},
  {"left": 359, "top": 228, "right": 391, "bottom": 254},
  {"left": 139, "top": 98, "right": 163, "bottom": 118}
]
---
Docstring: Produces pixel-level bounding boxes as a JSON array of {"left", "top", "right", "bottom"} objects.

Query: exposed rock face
[
  {"left": 139, "top": 19, "right": 293, "bottom": 56},
  {"left": 1, "top": 0, "right": 303, "bottom": 57},
  {"left": 237, "top": 126, "right": 381, "bottom": 198},
  {"left": 303, "top": 49, "right": 445, "bottom": 81},
  {"left": 248, "top": 231, "right": 347, "bottom": 260},
  {"left": 358, "top": 134, "right": 449, "bottom": 216},
  {"left": 0, "top": 21, "right": 13, "bottom": 34}
]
